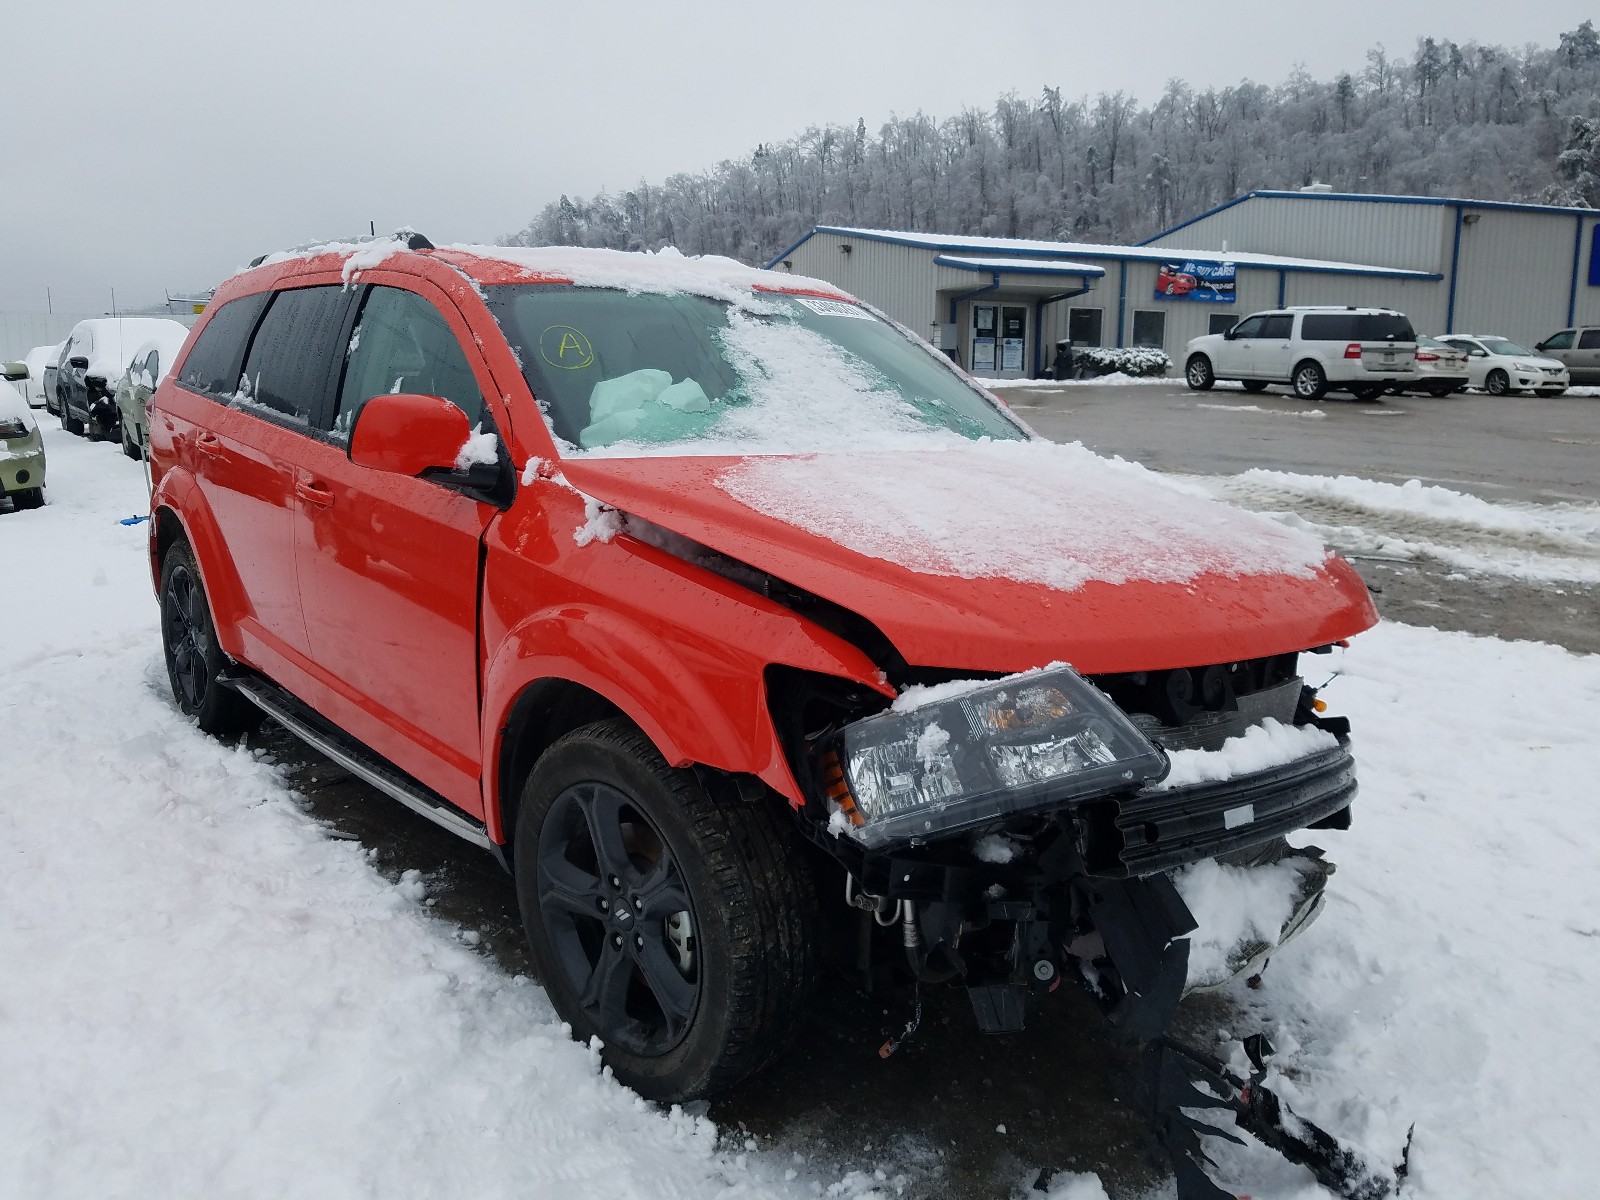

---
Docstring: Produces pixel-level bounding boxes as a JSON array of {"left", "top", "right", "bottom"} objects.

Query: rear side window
[
  {"left": 1300, "top": 313, "right": 1416, "bottom": 341},
  {"left": 333, "top": 287, "right": 484, "bottom": 439},
  {"left": 1580, "top": 329, "right": 1600, "bottom": 349},
  {"left": 177, "top": 294, "right": 271, "bottom": 397},
  {"left": 238, "top": 286, "right": 351, "bottom": 425}
]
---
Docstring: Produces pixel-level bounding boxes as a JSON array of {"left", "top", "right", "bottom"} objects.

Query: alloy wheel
[
  {"left": 536, "top": 781, "right": 700, "bottom": 1056},
  {"left": 162, "top": 565, "right": 207, "bottom": 710}
]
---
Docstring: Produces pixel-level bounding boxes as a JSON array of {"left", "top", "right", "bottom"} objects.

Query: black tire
[
  {"left": 1349, "top": 384, "right": 1385, "bottom": 402},
  {"left": 10, "top": 488, "right": 44, "bottom": 510},
  {"left": 1240, "top": 380, "right": 1269, "bottom": 393},
  {"left": 1184, "top": 354, "right": 1215, "bottom": 391},
  {"left": 122, "top": 423, "right": 140, "bottom": 460},
  {"left": 60, "top": 405, "right": 84, "bottom": 435},
  {"left": 1292, "top": 360, "right": 1328, "bottom": 400},
  {"left": 160, "top": 540, "right": 260, "bottom": 737},
  {"left": 515, "top": 718, "right": 815, "bottom": 1102},
  {"left": 1426, "top": 383, "right": 1455, "bottom": 397},
  {"left": 1485, "top": 369, "right": 1511, "bottom": 396}
]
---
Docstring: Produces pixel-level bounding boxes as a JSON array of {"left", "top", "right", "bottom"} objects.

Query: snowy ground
[{"left": 4, "top": 419, "right": 1599, "bottom": 1199}]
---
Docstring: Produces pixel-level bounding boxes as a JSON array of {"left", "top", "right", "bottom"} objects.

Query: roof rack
[{"left": 248, "top": 229, "right": 434, "bottom": 269}]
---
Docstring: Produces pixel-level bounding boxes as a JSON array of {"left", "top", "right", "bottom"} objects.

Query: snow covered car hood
[{"left": 558, "top": 439, "right": 1378, "bottom": 675}]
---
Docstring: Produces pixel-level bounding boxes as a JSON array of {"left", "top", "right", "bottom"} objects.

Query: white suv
[{"left": 1184, "top": 306, "right": 1418, "bottom": 400}]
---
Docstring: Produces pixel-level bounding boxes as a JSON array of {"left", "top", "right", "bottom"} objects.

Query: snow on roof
[
  {"left": 248, "top": 236, "right": 846, "bottom": 305},
  {"left": 933, "top": 254, "right": 1107, "bottom": 277},
  {"left": 65, "top": 317, "right": 192, "bottom": 380},
  {"left": 791, "top": 226, "right": 1439, "bottom": 279},
  {"left": 130, "top": 324, "right": 193, "bottom": 383}
]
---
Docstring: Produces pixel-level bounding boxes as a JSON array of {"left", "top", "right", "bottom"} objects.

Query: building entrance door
[{"left": 971, "top": 304, "right": 1028, "bottom": 378}]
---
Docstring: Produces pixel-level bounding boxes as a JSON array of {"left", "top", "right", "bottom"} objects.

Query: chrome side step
[{"left": 225, "top": 672, "right": 493, "bottom": 850}]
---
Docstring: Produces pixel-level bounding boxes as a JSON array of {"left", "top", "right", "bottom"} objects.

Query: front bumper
[
  {"left": 1078, "top": 740, "right": 1355, "bottom": 877},
  {"left": 0, "top": 448, "right": 45, "bottom": 494}
]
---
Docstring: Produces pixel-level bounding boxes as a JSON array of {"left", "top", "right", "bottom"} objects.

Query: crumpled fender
[
  {"left": 479, "top": 593, "right": 888, "bottom": 843},
  {"left": 150, "top": 467, "right": 251, "bottom": 661}
]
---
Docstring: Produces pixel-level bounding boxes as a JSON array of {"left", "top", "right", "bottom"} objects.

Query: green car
[
  {"left": 115, "top": 326, "right": 192, "bottom": 460},
  {"left": 1, "top": 379, "right": 45, "bottom": 510}
]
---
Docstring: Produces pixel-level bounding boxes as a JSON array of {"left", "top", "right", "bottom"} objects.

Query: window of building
[
  {"left": 334, "top": 287, "right": 484, "bottom": 439},
  {"left": 177, "top": 293, "right": 271, "bottom": 398},
  {"left": 1208, "top": 313, "right": 1239, "bottom": 335},
  {"left": 239, "top": 286, "right": 351, "bottom": 425},
  {"left": 1067, "top": 308, "right": 1103, "bottom": 347},
  {"left": 1130, "top": 310, "right": 1166, "bottom": 348}
]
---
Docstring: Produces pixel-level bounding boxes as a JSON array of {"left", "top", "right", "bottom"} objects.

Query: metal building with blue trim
[{"left": 766, "top": 187, "right": 1600, "bottom": 380}]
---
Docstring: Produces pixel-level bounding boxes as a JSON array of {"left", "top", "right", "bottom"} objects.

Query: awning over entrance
[{"left": 933, "top": 254, "right": 1107, "bottom": 286}]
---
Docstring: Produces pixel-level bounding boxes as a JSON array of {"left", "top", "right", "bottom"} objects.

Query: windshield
[
  {"left": 485, "top": 285, "right": 1027, "bottom": 453},
  {"left": 1480, "top": 338, "right": 1532, "bottom": 357}
]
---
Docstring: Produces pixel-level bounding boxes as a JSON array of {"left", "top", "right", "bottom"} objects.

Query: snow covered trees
[{"left": 503, "top": 25, "right": 1600, "bottom": 262}]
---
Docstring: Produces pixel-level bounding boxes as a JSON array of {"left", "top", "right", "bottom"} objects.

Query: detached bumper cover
[{"left": 1080, "top": 741, "right": 1356, "bottom": 878}]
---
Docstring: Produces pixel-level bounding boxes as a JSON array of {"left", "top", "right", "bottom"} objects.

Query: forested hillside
[{"left": 505, "top": 22, "right": 1600, "bottom": 262}]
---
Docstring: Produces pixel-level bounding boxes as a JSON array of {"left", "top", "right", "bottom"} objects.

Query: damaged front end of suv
[{"left": 774, "top": 650, "right": 1354, "bottom": 1045}]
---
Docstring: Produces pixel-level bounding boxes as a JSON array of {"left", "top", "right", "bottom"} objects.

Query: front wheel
[
  {"left": 1292, "top": 360, "right": 1328, "bottom": 400},
  {"left": 515, "top": 719, "right": 815, "bottom": 1102},
  {"left": 1485, "top": 369, "right": 1511, "bottom": 396},
  {"left": 160, "top": 540, "right": 260, "bottom": 737},
  {"left": 1185, "top": 354, "right": 1215, "bottom": 391}
]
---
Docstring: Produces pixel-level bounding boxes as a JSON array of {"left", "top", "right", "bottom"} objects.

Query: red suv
[{"left": 148, "top": 235, "right": 1377, "bottom": 1104}]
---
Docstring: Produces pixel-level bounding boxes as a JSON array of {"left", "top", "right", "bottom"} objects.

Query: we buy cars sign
[{"left": 1154, "top": 259, "right": 1236, "bottom": 302}]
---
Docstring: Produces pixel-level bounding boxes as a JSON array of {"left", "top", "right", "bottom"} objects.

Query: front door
[
  {"left": 292, "top": 282, "right": 497, "bottom": 814},
  {"left": 970, "top": 304, "right": 998, "bottom": 375}
]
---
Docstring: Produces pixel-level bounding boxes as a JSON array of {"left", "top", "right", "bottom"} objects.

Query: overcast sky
[{"left": 4, "top": 0, "right": 1593, "bottom": 312}]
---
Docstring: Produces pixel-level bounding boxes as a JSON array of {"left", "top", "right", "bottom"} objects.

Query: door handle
[
  {"left": 195, "top": 432, "right": 224, "bottom": 457},
  {"left": 295, "top": 479, "right": 334, "bottom": 507}
]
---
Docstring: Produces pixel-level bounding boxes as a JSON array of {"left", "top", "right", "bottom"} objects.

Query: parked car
[
  {"left": 1389, "top": 336, "right": 1469, "bottom": 396},
  {"left": 1532, "top": 326, "right": 1600, "bottom": 385},
  {"left": 1434, "top": 334, "right": 1568, "bottom": 395},
  {"left": 149, "top": 239, "right": 1377, "bottom": 1105},
  {"left": 115, "top": 324, "right": 193, "bottom": 460},
  {"left": 41, "top": 342, "right": 66, "bottom": 416},
  {"left": 1184, "top": 306, "right": 1418, "bottom": 400},
  {"left": 22, "top": 344, "right": 59, "bottom": 409},
  {"left": 55, "top": 317, "right": 191, "bottom": 439},
  {"left": 1, "top": 379, "right": 46, "bottom": 510}
]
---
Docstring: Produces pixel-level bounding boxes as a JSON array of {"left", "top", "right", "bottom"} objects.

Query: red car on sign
[{"left": 1158, "top": 265, "right": 1198, "bottom": 295}]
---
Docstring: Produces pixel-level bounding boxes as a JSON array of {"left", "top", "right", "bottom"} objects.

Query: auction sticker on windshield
[{"left": 789, "top": 296, "right": 874, "bottom": 320}]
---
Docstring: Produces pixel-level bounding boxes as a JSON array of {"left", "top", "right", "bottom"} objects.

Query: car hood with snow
[{"left": 560, "top": 439, "right": 1376, "bottom": 676}]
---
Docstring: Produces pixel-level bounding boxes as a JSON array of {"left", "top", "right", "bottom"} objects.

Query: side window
[
  {"left": 1130, "top": 310, "right": 1166, "bottom": 348},
  {"left": 177, "top": 293, "right": 271, "bottom": 398},
  {"left": 1579, "top": 329, "right": 1600, "bottom": 349},
  {"left": 1229, "top": 316, "right": 1266, "bottom": 339},
  {"left": 333, "top": 287, "right": 484, "bottom": 439},
  {"left": 1257, "top": 315, "right": 1294, "bottom": 339},
  {"left": 237, "top": 286, "right": 350, "bottom": 426},
  {"left": 1542, "top": 330, "right": 1575, "bottom": 350},
  {"left": 146, "top": 350, "right": 160, "bottom": 381}
]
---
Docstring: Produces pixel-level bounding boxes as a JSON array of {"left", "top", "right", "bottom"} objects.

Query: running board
[{"left": 223, "top": 671, "right": 493, "bottom": 850}]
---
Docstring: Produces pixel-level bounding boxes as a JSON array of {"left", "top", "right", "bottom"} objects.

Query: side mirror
[
  {"left": 1534, "top": 341, "right": 1546, "bottom": 351},
  {"left": 2, "top": 362, "right": 28, "bottom": 382},
  {"left": 349, "top": 392, "right": 472, "bottom": 477},
  {"left": 1221, "top": 328, "right": 1237, "bottom": 340},
  {"left": 68, "top": 355, "right": 89, "bottom": 370}
]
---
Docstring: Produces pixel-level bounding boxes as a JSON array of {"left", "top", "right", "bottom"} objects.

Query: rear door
[
  {"left": 290, "top": 281, "right": 499, "bottom": 814},
  {"left": 187, "top": 286, "right": 353, "bottom": 675},
  {"left": 1573, "top": 328, "right": 1600, "bottom": 384}
]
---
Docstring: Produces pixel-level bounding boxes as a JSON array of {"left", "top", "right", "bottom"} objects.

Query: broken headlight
[{"left": 819, "top": 666, "right": 1168, "bottom": 849}]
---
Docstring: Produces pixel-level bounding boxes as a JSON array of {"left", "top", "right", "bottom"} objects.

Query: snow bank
[
  {"left": 0, "top": 422, "right": 887, "bottom": 1200},
  {"left": 1196, "top": 402, "right": 1328, "bottom": 420},
  {"left": 1193, "top": 624, "right": 1600, "bottom": 1199},
  {"left": 993, "top": 373, "right": 1172, "bottom": 389},
  {"left": 717, "top": 440, "right": 1332, "bottom": 592}
]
